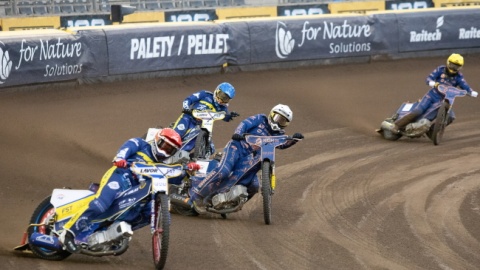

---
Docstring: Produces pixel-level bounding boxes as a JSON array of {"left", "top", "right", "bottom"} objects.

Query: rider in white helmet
[{"left": 189, "top": 104, "right": 304, "bottom": 213}]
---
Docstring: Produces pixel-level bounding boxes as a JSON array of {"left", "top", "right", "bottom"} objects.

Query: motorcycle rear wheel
[
  {"left": 261, "top": 161, "right": 272, "bottom": 225},
  {"left": 28, "top": 196, "right": 71, "bottom": 260},
  {"left": 193, "top": 129, "right": 210, "bottom": 159},
  {"left": 431, "top": 102, "right": 448, "bottom": 145},
  {"left": 152, "top": 193, "right": 171, "bottom": 270}
]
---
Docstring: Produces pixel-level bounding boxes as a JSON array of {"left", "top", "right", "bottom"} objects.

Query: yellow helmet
[{"left": 446, "top": 53, "right": 464, "bottom": 74}]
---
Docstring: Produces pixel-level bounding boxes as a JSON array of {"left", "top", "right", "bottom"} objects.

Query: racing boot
[
  {"left": 58, "top": 229, "right": 81, "bottom": 254},
  {"left": 188, "top": 189, "right": 207, "bottom": 214},
  {"left": 392, "top": 112, "right": 419, "bottom": 134}
]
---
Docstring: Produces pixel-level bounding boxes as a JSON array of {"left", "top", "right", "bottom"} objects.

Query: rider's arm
[
  {"left": 113, "top": 138, "right": 143, "bottom": 161},
  {"left": 277, "top": 140, "right": 296, "bottom": 149},
  {"left": 182, "top": 91, "right": 204, "bottom": 109},
  {"left": 233, "top": 114, "right": 263, "bottom": 135},
  {"left": 455, "top": 73, "right": 472, "bottom": 93},
  {"left": 426, "top": 66, "right": 442, "bottom": 88},
  {"left": 222, "top": 104, "right": 234, "bottom": 122}
]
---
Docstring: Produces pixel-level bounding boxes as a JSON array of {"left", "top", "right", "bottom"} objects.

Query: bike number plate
[
  {"left": 401, "top": 103, "right": 414, "bottom": 112},
  {"left": 152, "top": 177, "right": 168, "bottom": 193}
]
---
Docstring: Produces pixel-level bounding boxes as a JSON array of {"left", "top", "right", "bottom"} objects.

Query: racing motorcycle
[
  {"left": 146, "top": 109, "right": 238, "bottom": 162},
  {"left": 377, "top": 85, "right": 473, "bottom": 145},
  {"left": 14, "top": 162, "right": 191, "bottom": 270},
  {"left": 169, "top": 134, "right": 298, "bottom": 225}
]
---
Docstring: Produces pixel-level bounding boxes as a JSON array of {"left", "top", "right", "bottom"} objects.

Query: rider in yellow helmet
[{"left": 390, "top": 53, "right": 478, "bottom": 134}]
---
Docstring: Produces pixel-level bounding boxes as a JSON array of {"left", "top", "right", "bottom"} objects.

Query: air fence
[{"left": 0, "top": 7, "right": 479, "bottom": 88}]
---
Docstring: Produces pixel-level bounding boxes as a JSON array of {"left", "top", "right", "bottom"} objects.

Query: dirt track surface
[{"left": 3, "top": 54, "right": 480, "bottom": 270}]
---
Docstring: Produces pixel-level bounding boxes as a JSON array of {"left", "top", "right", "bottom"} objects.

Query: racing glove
[
  {"left": 230, "top": 111, "right": 240, "bottom": 118},
  {"left": 113, "top": 158, "right": 127, "bottom": 168},
  {"left": 428, "top": 81, "right": 438, "bottom": 88},
  {"left": 182, "top": 108, "right": 192, "bottom": 114},
  {"left": 470, "top": 90, "right": 478, "bottom": 98},
  {"left": 232, "top": 133, "right": 245, "bottom": 141},
  {"left": 292, "top": 133, "right": 304, "bottom": 140},
  {"left": 187, "top": 162, "right": 201, "bottom": 171}
]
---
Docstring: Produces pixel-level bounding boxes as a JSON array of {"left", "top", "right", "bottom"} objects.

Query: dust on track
[{"left": 2, "top": 54, "right": 480, "bottom": 269}]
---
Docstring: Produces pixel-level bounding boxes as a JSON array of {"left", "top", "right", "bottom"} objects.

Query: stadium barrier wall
[
  {"left": 5, "top": 0, "right": 480, "bottom": 30},
  {"left": 0, "top": 6, "right": 479, "bottom": 88}
]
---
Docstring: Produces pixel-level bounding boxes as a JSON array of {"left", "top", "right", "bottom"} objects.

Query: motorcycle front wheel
[
  {"left": 261, "top": 161, "right": 272, "bottom": 225},
  {"left": 28, "top": 196, "right": 72, "bottom": 260},
  {"left": 431, "top": 102, "right": 448, "bottom": 145},
  {"left": 193, "top": 129, "right": 210, "bottom": 159},
  {"left": 152, "top": 193, "right": 171, "bottom": 270}
]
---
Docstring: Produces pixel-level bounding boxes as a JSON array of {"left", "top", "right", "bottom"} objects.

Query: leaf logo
[
  {"left": 0, "top": 42, "right": 12, "bottom": 84},
  {"left": 275, "top": 21, "right": 295, "bottom": 59},
  {"left": 436, "top": 16, "right": 444, "bottom": 28}
]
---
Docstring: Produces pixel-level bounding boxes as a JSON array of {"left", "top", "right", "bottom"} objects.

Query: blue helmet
[{"left": 214, "top": 82, "right": 235, "bottom": 106}]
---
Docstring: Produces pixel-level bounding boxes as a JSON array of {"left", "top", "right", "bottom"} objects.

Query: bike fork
[
  {"left": 271, "top": 162, "right": 276, "bottom": 194},
  {"left": 150, "top": 193, "right": 156, "bottom": 234}
]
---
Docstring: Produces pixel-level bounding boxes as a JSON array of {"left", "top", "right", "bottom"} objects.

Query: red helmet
[{"left": 152, "top": 128, "right": 182, "bottom": 160}]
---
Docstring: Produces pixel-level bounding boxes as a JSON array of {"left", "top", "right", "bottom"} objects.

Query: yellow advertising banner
[
  {"left": 1, "top": 16, "right": 60, "bottom": 31},
  {"left": 122, "top": 12, "right": 165, "bottom": 23},
  {"left": 433, "top": 0, "right": 480, "bottom": 7},
  {"left": 329, "top": 1, "right": 385, "bottom": 14},
  {"left": 216, "top": 6, "right": 277, "bottom": 20}
]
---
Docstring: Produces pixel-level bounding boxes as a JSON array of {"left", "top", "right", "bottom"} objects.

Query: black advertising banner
[
  {"left": 105, "top": 23, "right": 230, "bottom": 75},
  {"left": 277, "top": 4, "right": 330, "bottom": 16},
  {"left": 397, "top": 9, "right": 480, "bottom": 52},
  {"left": 385, "top": 0, "right": 433, "bottom": 10},
  {"left": 164, "top": 9, "right": 218, "bottom": 22},
  {"left": 246, "top": 14, "right": 398, "bottom": 64},
  {"left": 76, "top": 29, "right": 109, "bottom": 78},
  {"left": 60, "top": 14, "right": 112, "bottom": 28},
  {"left": 221, "top": 21, "right": 251, "bottom": 65},
  {"left": 0, "top": 29, "right": 108, "bottom": 88}
]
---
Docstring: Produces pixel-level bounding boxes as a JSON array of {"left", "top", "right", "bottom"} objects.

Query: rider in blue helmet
[
  {"left": 171, "top": 82, "right": 239, "bottom": 153},
  {"left": 214, "top": 82, "right": 236, "bottom": 106}
]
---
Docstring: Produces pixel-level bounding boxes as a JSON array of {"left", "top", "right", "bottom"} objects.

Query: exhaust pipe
[{"left": 170, "top": 193, "right": 192, "bottom": 208}]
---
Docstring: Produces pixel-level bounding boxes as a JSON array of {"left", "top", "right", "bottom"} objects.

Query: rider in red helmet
[{"left": 59, "top": 128, "right": 182, "bottom": 253}]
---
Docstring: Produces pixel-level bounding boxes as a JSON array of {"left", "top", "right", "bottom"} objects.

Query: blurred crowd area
[{"left": 0, "top": 0, "right": 354, "bottom": 16}]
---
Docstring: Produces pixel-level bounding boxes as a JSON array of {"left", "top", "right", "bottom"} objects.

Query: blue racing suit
[
  {"left": 189, "top": 114, "right": 297, "bottom": 202},
  {"left": 172, "top": 90, "right": 234, "bottom": 153},
  {"left": 64, "top": 138, "right": 168, "bottom": 236},
  {"left": 414, "top": 65, "right": 473, "bottom": 120}
]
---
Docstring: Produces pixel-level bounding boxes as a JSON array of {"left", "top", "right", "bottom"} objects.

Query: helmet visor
[
  {"left": 157, "top": 139, "right": 178, "bottom": 156},
  {"left": 272, "top": 113, "right": 290, "bottom": 128},
  {"left": 215, "top": 90, "right": 231, "bottom": 104},
  {"left": 447, "top": 62, "right": 462, "bottom": 72}
]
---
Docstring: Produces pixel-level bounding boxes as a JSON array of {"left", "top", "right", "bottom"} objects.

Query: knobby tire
[
  {"left": 261, "top": 161, "right": 272, "bottom": 225},
  {"left": 432, "top": 102, "right": 448, "bottom": 145},
  {"left": 28, "top": 196, "right": 71, "bottom": 261},
  {"left": 152, "top": 193, "right": 171, "bottom": 270},
  {"left": 193, "top": 129, "right": 210, "bottom": 159}
]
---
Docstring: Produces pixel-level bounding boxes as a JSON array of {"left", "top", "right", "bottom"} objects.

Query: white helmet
[{"left": 268, "top": 104, "right": 292, "bottom": 131}]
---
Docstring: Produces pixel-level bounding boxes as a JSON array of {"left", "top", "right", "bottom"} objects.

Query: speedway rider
[
  {"left": 171, "top": 82, "right": 239, "bottom": 153},
  {"left": 59, "top": 128, "right": 199, "bottom": 253},
  {"left": 188, "top": 104, "right": 304, "bottom": 213},
  {"left": 390, "top": 53, "right": 478, "bottom": 134}
]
